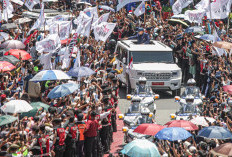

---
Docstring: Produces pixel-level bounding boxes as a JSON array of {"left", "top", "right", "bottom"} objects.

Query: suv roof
[{"left": 118, "top": 40, "right": 173, "bottom": 52}]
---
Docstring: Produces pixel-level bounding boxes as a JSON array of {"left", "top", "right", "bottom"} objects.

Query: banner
[
  {"left": 28, "top": 3, "right": 45, "bottom": 35},
  {"left": 46, "top": 15, "right": 69, "bottom": 25},
  {"left": 184, "top": 9, "right": 206, "bottom": 23},
  {"left": 25, "top": 0, "right": 39, "bottom": 11},
  {"left": 92, "top": 13, "right": 110, "bottom": 29},
  {"left": 94, "top": 22, "right": 116, "bottom": 42},
  {"left": 117, "top": 0, "right": 148, "bottom": 11},
  {"left": 172, "top": 0, "right": 193, "bottom": 15},
  {"left": 2, "top": 0, "right": 14, "bottom": 22},
  {"left": 74, "top": 11, "right": 91, "bottom": 25},
  {"left": 195, "top": 0, "right": 210, "bottom": 11},
  {"left": 134, "top": 1, "right": 145, "bottom": 17},
  {"left": 206, "top": 0, "right": 231, "bottom": 19},
  {"left": 36, "top": 34, "right": 61, "bottom": 53},
  {"left": 49, "top": 21, "right": 71, "bottom": 40}
]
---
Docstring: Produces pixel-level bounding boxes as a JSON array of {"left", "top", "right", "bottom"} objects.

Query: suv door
[{"left": 116, "top": 45, "right": 128, "bottom": 84}]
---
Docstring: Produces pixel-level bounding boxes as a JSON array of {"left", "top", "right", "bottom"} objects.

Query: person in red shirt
[{"left": 84, "top": 111, "right": 98, "bottom": 157}]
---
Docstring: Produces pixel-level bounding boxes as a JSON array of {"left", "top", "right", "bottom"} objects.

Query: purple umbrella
[{"left": 1, "top": 40, "right": 25, "bottom": 49}]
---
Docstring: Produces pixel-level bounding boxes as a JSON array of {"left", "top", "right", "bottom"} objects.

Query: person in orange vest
[{"left": 76, "top": 113, "right": 86, "bottom": 157}]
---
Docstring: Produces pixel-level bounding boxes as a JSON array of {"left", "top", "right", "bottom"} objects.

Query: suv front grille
[{"left": 142, "top": 73, "right": 172, "bottom": 80}]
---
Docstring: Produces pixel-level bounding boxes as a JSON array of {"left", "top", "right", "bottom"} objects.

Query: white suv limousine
[{"left": 115, "top": 40, "right": 182, "bottom": 96}]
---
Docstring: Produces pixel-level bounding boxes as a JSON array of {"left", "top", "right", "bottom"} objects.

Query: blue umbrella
[
  {"left": 185, "top": 26, "right": 203, "bottom": 33},
  {"left": 30, "top": 70, "right": 71, "bottom": 82},
  {"left": 47, "top": 83, "right": 79, "bottom": 99},
  {"left": 67, "top": 67, "right": 95, "bottom": 78},
  {"left": 155, "top": 127, "right": 192, "bottom": 141},
  {"left": 121, "top": 139, "right": 160, "bottom": 157},
  {"left": 198, "top": 126, "right": 232, "bottom": 139},
  {"left": 199, "top": 34, "right": 214, "bottom": 42}
]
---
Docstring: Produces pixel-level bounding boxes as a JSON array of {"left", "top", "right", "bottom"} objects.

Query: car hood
[{"left": 133, "top": 63, "right": 180, "bottom": 71}]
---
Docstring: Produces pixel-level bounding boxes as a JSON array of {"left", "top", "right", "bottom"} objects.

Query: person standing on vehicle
[{"left": 125, "top": 28, "right": 150, "bottom": 44}]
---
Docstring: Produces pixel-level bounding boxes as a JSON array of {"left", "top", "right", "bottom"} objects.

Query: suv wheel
[{"left": 172, "top": 89, "right": 181, "bottom": 96}]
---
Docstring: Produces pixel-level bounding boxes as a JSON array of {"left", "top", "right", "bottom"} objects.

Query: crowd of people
[{"left": 0, "top": 0, "right": 232, "bottom": 157}]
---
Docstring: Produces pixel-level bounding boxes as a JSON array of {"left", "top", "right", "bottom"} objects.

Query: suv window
[
  {"left": 116, "top": 46, "right": 128, "bottom": 64},
  {"left": 131, "top": 51, "right": 174, "bottom": 64}
]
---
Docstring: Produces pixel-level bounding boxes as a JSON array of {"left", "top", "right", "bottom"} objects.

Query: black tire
[
  {"left": 124, "top": 134, "right": 128, "bottom": 143},
  {"left": 126, "top": 75, "right": 132, "bottom": 94},
  {"left": 119, "top": 80, "right": 123, "bottom": 88},
  {"left": 172, "top": 88, "right": 181, "bottom": 96}
]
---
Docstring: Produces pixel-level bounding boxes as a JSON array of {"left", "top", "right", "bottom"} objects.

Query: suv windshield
[{"left": 131, "top": 51, "right": 174, "bottom": 64}]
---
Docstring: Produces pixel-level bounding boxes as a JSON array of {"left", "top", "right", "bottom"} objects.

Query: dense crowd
[{"left": 0, "top": 0, "right": 232, "bottom": 157}]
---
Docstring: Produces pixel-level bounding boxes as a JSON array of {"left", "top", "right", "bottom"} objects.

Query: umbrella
[
  {"left": 155, "top": 127, "right": 192, "bottom": 141},
  {"left": 1, "top": 100, "right": 33, "bottom": 113},
  {"left": 199, "top": 34, "right": 214, "bottom": 42},
  {"left": 121, "top": 139, "right": 160, "bottom": 157},
  {"left": 14, "top": 17, "right": 32, "bottom": 24},
  {"left": 198, "top": 126, "right": 232, "bottom": 139},
  {"left": 185, "top": 26, "right": 203, "bottom": 33},
  {"left": 61, "top": 38, "right": 72, "bottom": 45},
  {"left": 0, "top": 115, "right": 18, "bottom": 126},
  {"left": 213, "top": 41, "right": 232, "bottom": 49},
  {"left": 77, "top": 2, "right": 92, "bottom": 6},
  {"left": 223, "top": 85, "right": 232, "bottom": 95},
  {"left": 1, "top": 40, "right": 25, "bottom": 49},
  {"left": 171, "top": 14, "right": 185, "bottom": 20},
  {"left": 30, "top": 70, "right": 71, "bottom": 82},
  {"left": 133, "top": 124, "right": 165, "bottom": 136},
  {"left": 165, "top": 120, "right": 198, "bottom": 131},
  {"left": 168, "top": 19, "right": 189, "bottom": 29},
  {"left": 0, "top": 23, "right": 17, "bottom": 30},
  {"left": 0, "top": 55, "right": 19, "bottom": 65},
  {"left": 210, "top": 143, "right": 232, "bottom": 157},
  {"left": 48, "top": 83, "right": 79, "bottom": 99},
  {"left": 5, "top": 49, "right": 31, "bottom": 60},
  {"left": 190, "top": 116, "right": 215, "bottom": 127},
  {"left": 0, "top": 32, "right": 9, "bottom": 42},
  {"left": 0, "top": 61, "right": 16, "bottom": 72},
  {"left": 21, "top": 102, "right": 50, "bottom": 117},
  {"left": 67, "top": 67, "right": 95, "bottom": 78}
]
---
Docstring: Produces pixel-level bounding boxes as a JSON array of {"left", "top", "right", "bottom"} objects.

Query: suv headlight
[{"left": 172, "top": 71, "right": 180, "bottom": 78}]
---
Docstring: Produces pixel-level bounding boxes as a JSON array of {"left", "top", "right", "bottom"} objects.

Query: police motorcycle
[
  {"left": 171, "top": 94, "right": 202, "bottom": 120},
  {"left": 174, "top": 79, "right": 205, "bottom": 110},
  {"left": 127, "top": 77, "right": 159, "bottom": 114},
  {"left": 118, "top": 96, "right": 156, "bottom": 143}
]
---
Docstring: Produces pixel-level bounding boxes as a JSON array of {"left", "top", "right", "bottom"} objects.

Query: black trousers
[
  {"left": 76, "top": 140, "right": 84, "bottom": 157},
  {"left": 100, "top": 126, "right": 109, "bottom": 152},
  {"left": 84, "top": 136, "right": 97, "bottom": 157},
  {"left": 64, "top": 141, "right": 75, "bottom": 157},
  {"left": 54, "top": 145, "right": 65, "bottom": 157},
  {"left": 182, "top": 59, "right": 189, "bottom": 84}
]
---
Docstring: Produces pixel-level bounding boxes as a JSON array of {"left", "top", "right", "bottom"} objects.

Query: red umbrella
[
  {"left": 165, "top": 120, "right": 198, "bottom": 131},
  {"left": 61, "top": 38, "right": 72, "bottom": 45},
  {"left": 133, "top": 124, "right": 165, "bottom": 136},
  {"left": 0, "top": 61, "right": 16, "bottom": 72},
  {"left": 5, "top": 49, "right": 31, "bottom": 60}
]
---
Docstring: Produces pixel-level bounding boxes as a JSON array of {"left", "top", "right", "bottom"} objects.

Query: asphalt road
[{"left": 118, "top": 87, "right": 182, "bottom": 125}]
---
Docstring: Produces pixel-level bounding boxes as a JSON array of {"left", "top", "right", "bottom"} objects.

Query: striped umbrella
[{"left": 0, "top": 61, "right": 16, "bottom": 72}]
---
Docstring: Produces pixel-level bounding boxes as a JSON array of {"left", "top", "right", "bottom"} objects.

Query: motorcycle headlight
[
  {"left": 118, "top": 114, "right": 124, "bottom": 120},
  {"left": 170, "top": 114, "right": 176, "bottom": 119},
  {"left": 122, "top": 127, "right": 129, "bottom": 132},
  {"left": 149, "top": 113, "right": 153, "bottom": 117}
]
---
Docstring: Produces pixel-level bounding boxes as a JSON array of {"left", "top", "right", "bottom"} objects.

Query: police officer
[
  {"left": 52, "top": 118, "right": 66, "bottom": 157},
  {"left": 135, "top": 77, "right": 152, "bottom": 95},
  {"left": 64, "top": 116, "right": 76, "bottom": 157},
  {"left": 76, "top": 113, "right": 86, "bottom": 157}
]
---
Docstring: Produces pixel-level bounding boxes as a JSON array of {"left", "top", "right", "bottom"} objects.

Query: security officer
[
  {"left": 64, "top": 116, "right": 76, "bottom": 157},
  {"left": 76, "top": 113, "right": 86, "bottom": 157},
  {"left": 52, "top": 118, "right": 66, "bottom": 157},
  {"left": 135, "top": 77, "right": 152, "bottom": 95}
]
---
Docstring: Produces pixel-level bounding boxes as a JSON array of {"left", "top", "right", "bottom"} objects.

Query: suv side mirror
[{"left": 122, "top": 57, "right": 126, "bottom": 64}]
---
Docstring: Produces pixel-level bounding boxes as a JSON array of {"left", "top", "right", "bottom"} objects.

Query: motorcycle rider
[
  {"left": 135, "top": 77, "right": 152, "bottom": 95},
  {"left": 182, "top": 78, "right": 201, "bottom": 97},
  {"left": 181, "top": 95, "right": 197, "bottom": 114}
]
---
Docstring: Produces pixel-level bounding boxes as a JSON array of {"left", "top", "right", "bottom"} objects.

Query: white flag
[
  {"left": 212, "top": 46, "right": 226, "bottom": 56},
  {"left": 28, "top": 3, "right": 45, "bottom": 35},
  {"left": 134, "top": 1, "right": 145, "bottom": 17},
  {"left": 2, "top": 0, "right": 14, "bottom": 22},
  {"left": 172, "top": 0, "right": 193, "bottom": 15},
  {"left": 117, "top": 0, "right": 148, "bottom": 11},
  {"left": 195, "top": 0, "right": 210, "bottom": 11},
  {"left": 92, "top": 13, "right": 110, "bottom": 29},
  {"left": 61, "top": 48, "right": 70, "bottom": 69},
  {"left": 94, "top": 22, "right": 116, "bottom": 42},
  {"left": 49, "top": 21, "right": 71, "bottom": 40},
  {"left": 99, "top": 5, "right": 115, "bottom": 12},
  {"left": 74, "top": 11, "right": 91, "bottom": 25},
  {"left": 206, "top": 0, "right": 231, "bottom": 19},
  {"left": 83, "top": 7, "right": 98, "bottom": 23},
  {"left": 46, "top": 15, "right": 69, "bottom": 25},
  {"left": 25, "top": 0, "right": 39, "bottom": 11},
  {"left": 184, "top": 9, "right": 206, "bottom": 23},
  {"left": 36, "top": 34, "right": 61, "bottom": 53},
  {"left": 213, "top": 30, "right": 222, "bottom": 43},
  {"left": 81, "top": 19, "right": 92, "bottom": 37}
]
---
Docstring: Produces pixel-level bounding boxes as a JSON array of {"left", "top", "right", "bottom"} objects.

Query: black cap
[{"left": 53, "top": 118, "right": 62, "bottom": 123}]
